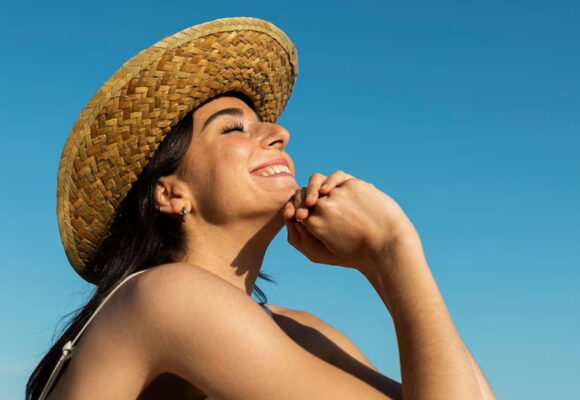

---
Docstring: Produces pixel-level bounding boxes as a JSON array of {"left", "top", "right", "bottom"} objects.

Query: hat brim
[{"left": 57, "top": 17, "right": 298, "bottom": 282}]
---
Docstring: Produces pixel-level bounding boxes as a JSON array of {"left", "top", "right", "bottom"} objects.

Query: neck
[{"left": 179, "top": 213, "right": 283, "bottom": 296}]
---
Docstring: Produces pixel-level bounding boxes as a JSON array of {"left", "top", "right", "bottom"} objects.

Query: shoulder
[
  {"left": 126, "top": 263, "right": 283, "bottom": 365},
  {"left": 55, "top": 264, "right": 226, "bottom": 397},
  {"left": 129, "top": 262, "right": 263, "bottom": 328},
  {"left": 134, "top": 261, "right": 231, "bottom": 292},
  {"left": 130, "top": 262, "right": 259, "bottom": 314}
]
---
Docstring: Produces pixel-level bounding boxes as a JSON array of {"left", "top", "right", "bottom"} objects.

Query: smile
[
  {"left": 251, "top": 158, "right": 294, "bottom": 177},
  {"left": 260, "top": 165, "right": 291, "bottom": 176}
]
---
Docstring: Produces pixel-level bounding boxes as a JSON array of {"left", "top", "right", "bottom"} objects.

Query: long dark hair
[{"left": 26, "top": 96, "right": 274, "bottom": 399}]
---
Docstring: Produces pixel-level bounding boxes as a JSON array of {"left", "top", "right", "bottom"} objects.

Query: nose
[{"left": 259, "top": 122, "right": 290, "bottom": 150}]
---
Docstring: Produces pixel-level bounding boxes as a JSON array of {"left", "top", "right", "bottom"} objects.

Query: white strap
[{"left": 38, "top": 270, "right": 148, "bottom": 400}]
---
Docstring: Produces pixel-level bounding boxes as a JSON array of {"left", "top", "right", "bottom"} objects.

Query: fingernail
[{"left": 307, "top": 194, "right": 315, "bottom": 202}]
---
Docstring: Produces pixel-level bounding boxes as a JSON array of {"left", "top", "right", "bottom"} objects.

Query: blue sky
[{"left": 1, "top": 1, "right": 578, "bottom": 398}]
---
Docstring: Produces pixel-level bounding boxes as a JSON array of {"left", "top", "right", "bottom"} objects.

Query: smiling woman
[{"left": 27, "top": 16, "right": 495, "bottom": 400}]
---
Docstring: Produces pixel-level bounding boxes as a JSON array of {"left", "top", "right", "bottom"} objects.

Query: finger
[
  {"left": 296, "top": 206, "right": 309, "bottom": 221},
  {"left": 293, "top": 220, "right": 333, "bottom": 262},
  {"left": 285, "top": 217, "right": 300, "bottom": 245},
  {"left": 299, "top": 218, "right": 319, "bottom": 242},
  {"left": 283, "top": 201, "right": 296, "bottom": 220},
  {"left": 293, "top": 188, "right": 309, "bottom": 220},
  {"left": 319, "top": 170, "right": 355, "bottom": 195},
  {"left": 300, "top": 212, "right": 322, "bottom": 233},
  {"left": 292, "top": 188, "right": 304, "bottom": 209},
  {"left": 293, "top": 220, "right": 312, "bottom": 242},
  {"left": 304, "top": 173, "right": 327, "bottom": 207}
]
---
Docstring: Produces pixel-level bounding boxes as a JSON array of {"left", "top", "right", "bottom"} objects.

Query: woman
[{"left": 27, "top": 17, "right": 495, "bottom": 399}]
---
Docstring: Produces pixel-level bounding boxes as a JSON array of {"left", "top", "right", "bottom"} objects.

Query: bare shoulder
[
  {"left": 47, "top": 263, "right": 221, "bottom": 399},
  {"left": 130, "top": 262, "right": 263, "bottom": 331},
  {"left": 135, "top": 261, "right": 234, "bottom": 292},
  {"left": 131, "top": 262, "right": 259, "bottom": 313}
]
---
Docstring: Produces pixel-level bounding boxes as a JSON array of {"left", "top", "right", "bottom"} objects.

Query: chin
[
  {"left": 280, "top": 184, "right": 299, "bottom": 204},
  {"left": 254, "top": 193, "right": 293, "bottom": 224}
]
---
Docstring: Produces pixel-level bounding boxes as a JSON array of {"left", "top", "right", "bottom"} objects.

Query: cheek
[
  {"left": 224, "top": 137, "right": 254, "bottom": 157},
  {"left": 214, "top": 138, "right": 254, "bottom": 175},
  {"left": 193, "top": 139, "right": 254, "bottom": 194},
  {"left": 217, "top": 140, "right": 255, "bottom": 192}
]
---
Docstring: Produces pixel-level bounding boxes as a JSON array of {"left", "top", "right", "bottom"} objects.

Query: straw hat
[{"left": 57, "top": 17, "right": 298, "bottom": 282}]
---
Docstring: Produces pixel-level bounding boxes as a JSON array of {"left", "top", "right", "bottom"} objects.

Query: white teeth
[{"left": 260, "top": 164, "right": 290, "bottom": 176}]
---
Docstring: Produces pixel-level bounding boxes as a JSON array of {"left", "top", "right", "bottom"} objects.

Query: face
[{"left": 176, "top": 96, "right": 298, "bottom": 224}]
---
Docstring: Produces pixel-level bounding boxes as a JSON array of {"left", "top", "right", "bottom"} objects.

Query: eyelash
[{"left": 221, "top": 122, "right": 245, "bottom": 134}]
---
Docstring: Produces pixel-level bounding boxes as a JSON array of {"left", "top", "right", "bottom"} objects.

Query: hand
[{"left": 283, "top": 171, "right": 418, "bottom": 274}]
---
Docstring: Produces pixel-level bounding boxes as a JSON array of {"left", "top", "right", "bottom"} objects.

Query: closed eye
[{"left": 221, "top": 122, "right": 245, "bottom": 134}]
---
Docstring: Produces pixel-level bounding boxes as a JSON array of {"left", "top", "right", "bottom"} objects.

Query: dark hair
[{"left": 26, "top": 95, "right": 274, "bottom": 399}]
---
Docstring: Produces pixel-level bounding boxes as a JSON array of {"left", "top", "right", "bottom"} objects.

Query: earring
[{"left": 181, "top": 207, "right": 187, "bottom": 222}]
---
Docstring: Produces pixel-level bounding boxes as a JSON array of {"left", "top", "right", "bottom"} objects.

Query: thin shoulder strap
[{"left": 38, "top": 269, "right": 148, "bottom": 400}]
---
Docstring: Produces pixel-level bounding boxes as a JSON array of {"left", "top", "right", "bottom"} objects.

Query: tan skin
[{"left": 47, "top": 97, "right": 495, "bottom": 399}]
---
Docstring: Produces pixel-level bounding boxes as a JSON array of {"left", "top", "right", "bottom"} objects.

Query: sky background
[{"left": 1, "top": 1, "right": 578, "bottom": 399}]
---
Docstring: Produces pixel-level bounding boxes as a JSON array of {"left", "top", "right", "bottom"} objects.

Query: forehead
[{"left": 193, "top": 96, "right": 256, "bottom": 127}]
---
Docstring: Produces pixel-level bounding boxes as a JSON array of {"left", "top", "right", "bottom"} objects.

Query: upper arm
[
  {"left": 287, "top": 310, "right": 402, "bottom": 400},
  {"left": 132, "top": 263, "right": 394, "bottom": 400},
  {"left": 290, "top": 310, "right": 377, "bottom": 368}
]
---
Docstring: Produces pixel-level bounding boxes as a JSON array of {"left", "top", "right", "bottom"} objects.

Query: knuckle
[
  {"left": 316, "top": 197, "right": 332, "bottom": 210},
  {"left": 344, "top": 178, "right": 359, "bottom": 187},
  {"left": 302, "top": 215, "right": 317, "bottom": 226},
  {"left": 313, "top": 196, "right": 328, "bottom": 208},
  {"left": 310, "top": 172, "right": 325, "bottom": 182}
]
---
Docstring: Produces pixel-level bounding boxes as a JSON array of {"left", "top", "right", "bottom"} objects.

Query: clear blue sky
[{"left": 1, "top": 1, "right": 578, "bottom": 398}]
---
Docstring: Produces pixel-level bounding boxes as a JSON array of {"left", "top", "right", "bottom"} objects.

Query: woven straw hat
[{"left": 57, "top": 17, "right": 298, "bottom": 282}]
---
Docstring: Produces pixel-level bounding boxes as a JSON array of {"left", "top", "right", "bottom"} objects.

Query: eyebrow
[{"left": 202, "top": 107, "right": 262, "bottom": 130}]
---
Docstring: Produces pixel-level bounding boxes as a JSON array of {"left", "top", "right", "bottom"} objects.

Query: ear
[{"left": 155, "top": 175, "right": 194, "bottom": 216}]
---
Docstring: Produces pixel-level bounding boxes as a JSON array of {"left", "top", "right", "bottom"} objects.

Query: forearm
[
  {"left": 363, "top": 234, "right": 492, "bottom": 399},
  {"left": 463, "top": 341, "right": 496, "bottom": 399}
]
